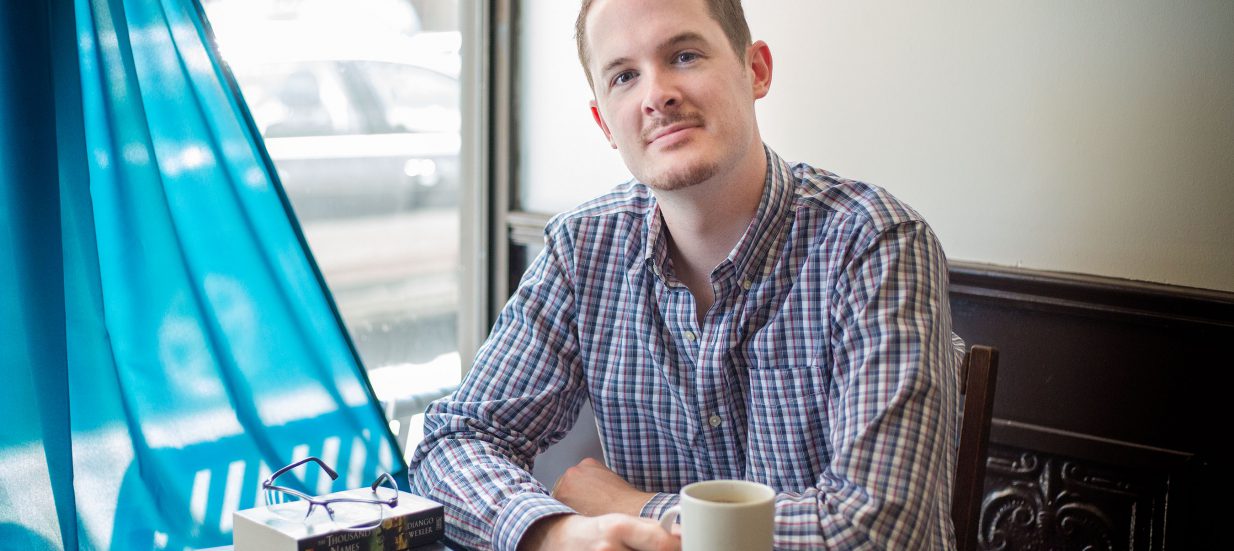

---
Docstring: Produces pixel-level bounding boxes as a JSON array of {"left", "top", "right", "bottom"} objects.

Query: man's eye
[
  {"left": 612, "top": 71, "right": 636, "bottom": 86},
  {"left": 675, "top": 52, "right": 699, "bottom": 64}
]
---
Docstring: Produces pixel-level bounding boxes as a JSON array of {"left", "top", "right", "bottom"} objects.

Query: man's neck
[{"left": 655, "top": 144, "right": 768, "bottom": 323}]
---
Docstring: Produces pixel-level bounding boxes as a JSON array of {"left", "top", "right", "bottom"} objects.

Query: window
[{"left": 203, "top": 0, "right": 480, "bottom": 454}]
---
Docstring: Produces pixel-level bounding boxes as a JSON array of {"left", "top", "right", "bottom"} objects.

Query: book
[{"left": 233, "top": 489, "right": 444, "bottom": 551}]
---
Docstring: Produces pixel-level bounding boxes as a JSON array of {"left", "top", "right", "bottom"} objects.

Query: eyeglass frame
[{"left": 262, "top": 456, "right": 399, "bottom": 530}]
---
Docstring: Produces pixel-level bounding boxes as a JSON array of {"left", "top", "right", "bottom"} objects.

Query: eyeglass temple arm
[
  {"left": 370, "top": 472, "right": 396, "bottom": 493},
  {"left": 370, "top": 472, "right": 400, "bottom": 508},
  {"left": 265, "top": 456, "right": 339, "bottom": 487}
]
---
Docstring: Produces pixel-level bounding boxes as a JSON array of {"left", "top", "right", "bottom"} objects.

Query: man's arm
[
  {"left": 409, "top": 222, "right": 681, "bottom": 551},
  {"left": 550, "top": 457, "right": 656, "bottom": 517},
  {"left": 407, "top": 225, "right": 587, "bottom": 551},
  {"left": 793, "top": 220, "right": 957, "bottom": 547}
]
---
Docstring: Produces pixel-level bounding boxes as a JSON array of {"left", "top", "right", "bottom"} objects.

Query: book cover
[{"left": 234, "top": 489, "right": 444, "bottom": 551}]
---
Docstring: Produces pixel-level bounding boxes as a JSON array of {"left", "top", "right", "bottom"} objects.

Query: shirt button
[
  {"left": 708, "top": 414, "right": 722, "bottom": 428},
  {"left": 741, "top": 279, "right": 753, "bottom": 290},
  {"left": 684, "top": 331, "right": 697, "bottom": 342}
]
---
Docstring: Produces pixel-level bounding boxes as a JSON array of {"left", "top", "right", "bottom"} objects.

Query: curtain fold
[
  {"left": 1, "top": 3, "right": 75, "bottom": 548},
  {"left": 1, "top": 0, "right": 406, "bottom": 549}
]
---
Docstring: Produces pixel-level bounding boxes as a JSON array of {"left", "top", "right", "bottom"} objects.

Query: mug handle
[{"left": 658, "top": 505, "right": 680, "bottom": 532}]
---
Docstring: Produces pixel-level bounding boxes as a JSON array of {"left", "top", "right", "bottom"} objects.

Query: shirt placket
[
  {"left": 691, "top": 276, "right": 745, "bottom": 480},
  {"left": 653, "top": 276, "right": 702, "bottom": 474}
]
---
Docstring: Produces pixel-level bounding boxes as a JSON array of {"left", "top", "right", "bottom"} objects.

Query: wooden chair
[{"left": 953, "top": 345, "right": 999, "bottom": 551}]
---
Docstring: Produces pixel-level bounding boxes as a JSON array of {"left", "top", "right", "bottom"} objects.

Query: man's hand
[
  {"left": 519, "top": 513, "right": 680, "bottom": 551},
  {"left": 516, "top": 459, "right": 676, "bottom": 550},
  {"left": 552, "top": 457, "right": 656, "bottom": 516}
]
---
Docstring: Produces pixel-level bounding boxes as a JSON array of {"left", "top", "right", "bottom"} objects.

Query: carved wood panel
[{"left": 978, "top": 445, "right": 1168, "bottom": 551}]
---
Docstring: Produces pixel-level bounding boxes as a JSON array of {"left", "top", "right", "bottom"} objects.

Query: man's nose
[{"left": 641, "top": 69, "right": 682, "bottom": 115}]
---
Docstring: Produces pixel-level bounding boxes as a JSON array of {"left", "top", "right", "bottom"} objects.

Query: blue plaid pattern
[{"left": 409, "top": 146, "right": 959, "bottom": 550}]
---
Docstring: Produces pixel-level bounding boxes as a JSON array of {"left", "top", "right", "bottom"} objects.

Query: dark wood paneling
[{"left": 949, "top": 262, "right": 1232, "bottom": 550}]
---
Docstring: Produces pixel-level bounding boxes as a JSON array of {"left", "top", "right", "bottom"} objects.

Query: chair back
[{"left": 953, "top": 345, "right": 999, "bottom": 551}]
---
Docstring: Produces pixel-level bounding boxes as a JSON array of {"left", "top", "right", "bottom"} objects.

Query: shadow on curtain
[{"left": 0, "top": 0, "right": 406, "bottom": 549}]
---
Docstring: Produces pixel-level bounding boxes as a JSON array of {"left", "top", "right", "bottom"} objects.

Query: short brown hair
[{"left": 575, "top": 0, "right": 752, "bottom": 90}]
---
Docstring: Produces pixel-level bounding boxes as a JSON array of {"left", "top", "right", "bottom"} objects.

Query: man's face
[{"left": 585, "top": 0, "right": 766, "bottom": 191}]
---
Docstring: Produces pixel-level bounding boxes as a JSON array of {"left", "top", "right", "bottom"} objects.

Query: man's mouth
[{"left": 643, "top": 116, "right": 704, "bottom": 145}]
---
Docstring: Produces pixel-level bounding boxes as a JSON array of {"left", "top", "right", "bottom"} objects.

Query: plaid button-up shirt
[{"left": 409, "top": 146, "right": 959, "bottom": 550}]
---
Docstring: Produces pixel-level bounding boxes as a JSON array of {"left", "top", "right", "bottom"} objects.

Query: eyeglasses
[{"left": 262, "top": 456, "right": 399, "bottom": 531}]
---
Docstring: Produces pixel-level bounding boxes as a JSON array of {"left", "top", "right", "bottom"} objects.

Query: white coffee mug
[{"left": 658, "top": 479, "right": 775, "bottom": 551}]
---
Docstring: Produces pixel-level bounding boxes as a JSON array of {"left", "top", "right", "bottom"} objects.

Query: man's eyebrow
[
  {"left": 600, "top": 56, "right": 633, "bottom": 79},
  {"left": 598, "top": 32, "right": 710, "bottom": 78},
  {"left": 660, "top": 31, "right": 708, "bottom": 51}
]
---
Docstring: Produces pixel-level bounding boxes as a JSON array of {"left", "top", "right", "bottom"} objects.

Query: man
[{"left": 408, "top": 0, "right": 959, "bottom": 549}]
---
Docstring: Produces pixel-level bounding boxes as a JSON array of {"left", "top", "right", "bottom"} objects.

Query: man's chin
[{"left": 641, "top": 159, "right": 720, "bottom": 192}]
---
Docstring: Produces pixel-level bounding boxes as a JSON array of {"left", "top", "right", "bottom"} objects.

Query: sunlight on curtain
[{"left": 0, "top": 0, "right": 404, "bottom": 549}]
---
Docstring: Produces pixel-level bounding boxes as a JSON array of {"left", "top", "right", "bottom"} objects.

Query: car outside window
[{"left": 204, "top": 0, "right": 466, "bottom": 456}]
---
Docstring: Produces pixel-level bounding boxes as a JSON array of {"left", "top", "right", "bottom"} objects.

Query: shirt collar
[
  {"left": 641, "top": 144, "right": 796, "bottom": 287},
  {"left": 642, "top": 200, "right": 671, "bottom": 280}
]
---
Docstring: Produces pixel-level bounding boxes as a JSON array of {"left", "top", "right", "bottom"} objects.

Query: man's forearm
[
  {"left": 550, "top": 457, "right": 656, "bottom": 517},
  {"left": 408, "top": 420, "right": 575, "bottom": 550},
  {"left": 517, "top": 514, "right": 573, "bottom": 551}
]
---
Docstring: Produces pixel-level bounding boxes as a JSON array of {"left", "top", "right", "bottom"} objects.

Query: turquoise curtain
[{"left": 0, "top": 0, "right": 406, "bottom": 549}]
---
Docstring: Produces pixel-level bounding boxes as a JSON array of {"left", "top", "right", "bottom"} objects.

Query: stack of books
[{"left": 233, "top": 489, "right": 444, "bottom": 551}]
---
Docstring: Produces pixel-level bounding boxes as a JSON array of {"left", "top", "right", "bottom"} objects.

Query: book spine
[
  {"left": 295, "top": 525, "right": 381, "bottom": 551},
  {"left": 289, "top": 507, "right": 445, "bottom": 551},
  {"left": 381, "top": 506, "right": 445, "bottom": 550}
]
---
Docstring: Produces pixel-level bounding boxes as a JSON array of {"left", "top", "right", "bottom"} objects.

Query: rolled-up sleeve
[{"left": 638, "top": 492, "right": 680, "bottom": 520}]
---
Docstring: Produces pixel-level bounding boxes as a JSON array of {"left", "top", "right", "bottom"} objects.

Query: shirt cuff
[
  {"left": 639, "top": 492, "right": 680, "bottom": 520},
  {"left": 493, "top": 492, "right": 576, "bottom": 551}
]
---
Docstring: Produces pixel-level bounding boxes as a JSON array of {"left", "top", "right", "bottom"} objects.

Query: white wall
[
  {"left": 517, "top": 1, "right": 631, "bottom": 209},
  {"left": 518, "top": 1, "right": 1234, "bottom": 292}
]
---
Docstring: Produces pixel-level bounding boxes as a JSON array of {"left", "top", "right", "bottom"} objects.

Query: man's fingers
[{"left": 605, "top": 516, "right": 679, "bottom": 551}]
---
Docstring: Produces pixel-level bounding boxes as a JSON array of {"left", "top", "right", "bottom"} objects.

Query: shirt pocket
[{"left": 745, "top": 364, "right": 829, "bottom": 489}]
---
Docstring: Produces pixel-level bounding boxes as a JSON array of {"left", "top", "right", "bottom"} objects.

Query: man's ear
[
  {"left": 590, "top": 100, "right": 618, "bottom": 149},
  {"left": 748, "top": 40, "right": 773, "bottom": 100}
]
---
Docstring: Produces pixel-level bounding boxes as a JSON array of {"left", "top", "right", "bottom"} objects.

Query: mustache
[{"left": 641, "top": 112, "right": 704, "bottom": 142}]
